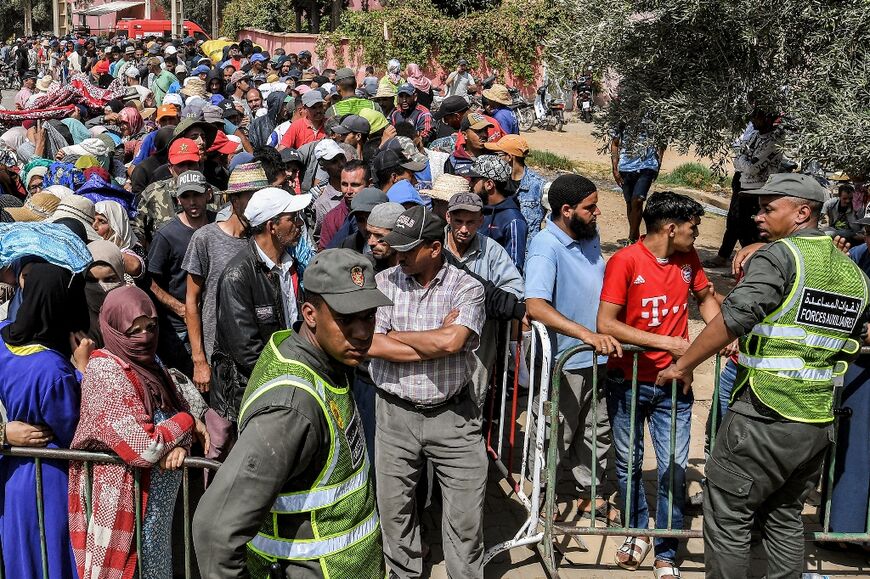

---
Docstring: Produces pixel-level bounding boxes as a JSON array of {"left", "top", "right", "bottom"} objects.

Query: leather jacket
[{"left": 210, "top": 239, "right": 296, "bottom": 422}]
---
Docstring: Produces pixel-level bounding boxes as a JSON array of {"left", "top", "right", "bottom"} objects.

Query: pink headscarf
[
  {"left": 405, "top": 63, "right": 431, "bottom": 94},
  {"left": 118, "top": 107, "right": 143, "bottom": 137}
]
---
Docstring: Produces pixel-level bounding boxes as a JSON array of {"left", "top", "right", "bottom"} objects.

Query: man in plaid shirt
[{"left": 368, "top": 205, "right": 487, "bottom": 578}]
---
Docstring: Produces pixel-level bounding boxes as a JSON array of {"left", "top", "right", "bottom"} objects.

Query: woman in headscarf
[
  {"left": 84, "top": 240, "right": 126, "bottom": 345},
  {"left": 117, "top": 106, "right": 144, "bottom": 139},
  {"left": 93, "top": 199, "right": 146, "bottom": 281},
  {"left": 69, "top": 286, "right": 208, "bottom": 579},
  {"left": 379, "top": 58, "right": 404, "bottom": 95},
  {"left": 405, "top": 63, "right": 434, "bottom": 109},
  {"left": 60, "top": 118, "right": 92, "bottom": 145},
  {"left": 0, "top": 262, "right": 92, "bottom": 579}
]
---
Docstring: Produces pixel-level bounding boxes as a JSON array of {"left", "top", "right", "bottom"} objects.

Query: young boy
[{"left": 596, "top": 191, "right": 724, "bottom": 578}]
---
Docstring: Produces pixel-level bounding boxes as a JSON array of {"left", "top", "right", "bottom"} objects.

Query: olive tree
[{"left": 544, "top": 0, "right": 870, "bottom": 176}]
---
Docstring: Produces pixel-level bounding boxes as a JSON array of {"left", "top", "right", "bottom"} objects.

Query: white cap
[
  {"left": 124, "top": 66, "right": 139, "bottom": 79},
  {"left": 163, "top": 93, "right": 183, "bottom": 106},
  {"left": 244, "top": 187, "right": 313, "bottom": 227},
  {"left": 164, "top": 45, "right": 178, "bottom": 55},
  {"left": 314, "top": 139, "right": 346, "bottom": 161}
]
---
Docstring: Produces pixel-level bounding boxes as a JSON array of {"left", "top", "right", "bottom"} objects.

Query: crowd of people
[{"left": 0, "top": 31, "right": 867, "bottom": 579}]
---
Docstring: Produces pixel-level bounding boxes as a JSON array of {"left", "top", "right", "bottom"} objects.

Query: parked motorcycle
[
  {"left": 533, "top": 84, "right": 565, "bottom": 132},
  {"left": 574, "top": 75, "right": 594, "bottom": 123},
  {"left": 507, "top": 86, "right": 535, "bottom": 133}
]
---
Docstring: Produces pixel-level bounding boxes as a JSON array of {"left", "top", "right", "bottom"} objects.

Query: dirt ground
[{"left": 425, "top": 115, "right": 870, "bottom": 578}]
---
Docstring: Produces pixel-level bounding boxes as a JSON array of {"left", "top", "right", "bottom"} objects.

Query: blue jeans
[
  {"left": 715, "top": 359, "right": 737, "bottom": 431},
  {"left": 606, "top": 378, "right": 693, "bottom": 563}
]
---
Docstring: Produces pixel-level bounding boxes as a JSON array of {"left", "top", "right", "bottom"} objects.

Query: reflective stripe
[
  {"left": 751, "top": 324, "right": 805, "bottom": 339},
  {"left": 804, "top": 334, "right": 847, "bottom": 350},
  {"left": 238, "top": 375, "right": 317, "bottom": 423},
  {"left": 777, "top": 368, "right": 833, "bottom": 381},
  {"left": 738, "top": 353, "right": 803, "bottom": 371},
  {"left": 251, "top": 509, "right": 379, "bottom": 560},
  {"left": 273, "top": 460, "right": 369, "bottom": 513}
]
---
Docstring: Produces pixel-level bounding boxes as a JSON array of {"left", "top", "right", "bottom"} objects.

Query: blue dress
[{"left": 0, "top": 321, "right": 80, "bottom": 579}]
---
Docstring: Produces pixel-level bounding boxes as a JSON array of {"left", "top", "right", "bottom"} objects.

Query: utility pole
[
  {"left": 145, "top": 0, "right": 151, "bottom": 20},
  {"left": 170, "top": 0, "right": 184, "bottom": 39},
  {"left": 211, "top": 0, "right": 219, "bottom": 38}
]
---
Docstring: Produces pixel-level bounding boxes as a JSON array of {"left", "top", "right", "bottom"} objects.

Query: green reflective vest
[
  {"left": 238, "top": 330, "right": 385, "bottom": 579},
  {"left": 734, "top": 235, "right": 868, "bottom": 423}
]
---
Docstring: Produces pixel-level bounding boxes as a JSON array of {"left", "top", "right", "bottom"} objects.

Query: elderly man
[
  {"left": 368, "top": 205, "right": 487, "bottom": 578},
  {"left": 209, "top": 186, "right": 313, "bottom": 451}
]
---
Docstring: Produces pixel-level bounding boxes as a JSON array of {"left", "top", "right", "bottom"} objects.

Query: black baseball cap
[
  {"left": 382, "top": 205, "right": 446, "bottom": 252},
  {"left": 280, "top": 148, "right": 304, "bottom": 166},
  {"left": 373, "top": 149, "right": 426, "bottom": 174},
  {"left": 303, "top": 249, "right": 392, "bottom": 314},
  {"left": 331, "top": 114, "right": 371, "bottom": 135},
  {"left": 432, "top": 95, "right": 470, "bottom": 120}
]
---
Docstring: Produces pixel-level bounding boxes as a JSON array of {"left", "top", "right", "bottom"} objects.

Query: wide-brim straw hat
[{"left": 420, "top": 173, "right": 471, "bottom": 202}]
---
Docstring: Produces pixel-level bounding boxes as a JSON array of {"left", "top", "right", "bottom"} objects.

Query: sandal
[
  {"left": 576, "top": 497, "right": 620, "bottom": 524},
  {"left": 615, "top": 536, "right": 650, "bottom": 571},
  {"left": 653, "top": 561, "right": 681, "bottom": 579}
]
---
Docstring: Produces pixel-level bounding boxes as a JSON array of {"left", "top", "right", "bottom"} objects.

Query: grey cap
[
  {"left": 367, "top": 202, "right": 406, "bottom": 230},
  {"left": 334, "top": 67, "right": 356, "bottom": 83},
  {"left": 175, "top": 170, "right": 209, "bottom": 197},
  {"left": 332, "top": 114, "right": 371, "bottom": 135},
  {"left": 448, "top": 192, "right": 483, "bottom": 213},
  {"left": 743, "top": 173, "right": 828, "bottom": 202},
  {"left": 303, "top": 249, "right": 392, "bottom": 314},
  {"left": 382, "top": 205, "right": 446, "bottom": 252},
  {"left": 302, "top": 90, "right": 325, "bottom": 107},
  {"left": 350, "top": 187, "right": 388, "bottom": 214}
]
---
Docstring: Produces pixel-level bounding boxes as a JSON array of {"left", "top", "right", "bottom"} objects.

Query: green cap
[
  {"left": 303, "top": 249, "right": 393, "bottom": 315},
  {"left": 743, "top": 173, "right": 828, "bottom": 202}
]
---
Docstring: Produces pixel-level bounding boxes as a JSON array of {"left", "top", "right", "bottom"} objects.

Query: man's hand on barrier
[
  {"left": 579, "top": 330, "right": 623, "bottom": 357},
  {"left": 193, "top": 417, "right": 210, "bottom": 455},
  {"left": 666, "top": 336, "right": 691, "bottom": 359},
  {"left": 159, "top": 447, "right": 187, "bottom": 470},
  {"left": 5, "top": 421, "right": 54, "bottom": 447},
  {"left": 655, "top": 363, "right": 693, "bottom": 395}
]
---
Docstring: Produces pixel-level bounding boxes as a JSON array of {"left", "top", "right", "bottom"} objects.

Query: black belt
[{"left": 383, "top": 385, "right": 470, "bottom": 413}]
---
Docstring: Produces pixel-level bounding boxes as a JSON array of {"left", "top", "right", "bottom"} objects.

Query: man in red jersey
[{"left": 596, "top": 191, "right": 725, "bottom": 579}]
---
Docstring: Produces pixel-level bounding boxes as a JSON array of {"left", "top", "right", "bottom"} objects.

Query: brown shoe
[{"left": 576, "top": 497, "right": 620, "bottom": 524}]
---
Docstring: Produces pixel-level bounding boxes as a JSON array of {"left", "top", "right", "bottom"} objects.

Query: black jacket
[{"left": 210, "top": 239, "right": 295, "bottom": 422}]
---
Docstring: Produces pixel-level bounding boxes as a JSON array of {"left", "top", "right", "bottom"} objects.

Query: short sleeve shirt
[
  {"left": 524, "top": 220, "right": 608, "bottom": 370},
  {"left": 600, "top": 240, "right": 710, "bottom": 382},
  {"left": 181, "top": 223, "right": 248, "bottom": 359},
  {"left": 279, "top": 118, "right": 326, "bottom": 150},
  {"left": 370, "top": 262, "right": 485, "bottom": 405}
]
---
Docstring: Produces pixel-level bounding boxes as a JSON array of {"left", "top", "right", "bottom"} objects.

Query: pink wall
[{"left": 237, "top": 28, "right": 545, "bottom": 98}]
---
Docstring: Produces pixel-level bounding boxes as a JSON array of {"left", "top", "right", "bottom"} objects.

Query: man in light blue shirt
[{"left": 525, "top": 174, "right": 621, "bottom": 519}]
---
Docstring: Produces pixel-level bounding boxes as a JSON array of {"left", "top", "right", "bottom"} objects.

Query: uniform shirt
[
  {"left": 192, "top": 330, "right": 346, "bottom": 579},
  {"left": 525, "top": 219, "right": 608, "bottom": 370},
  {"left": 134, "top": 177, "right": 178, "bottom": 242},
  {"left": 371, "top": 261, "right": 485, "bottom": 405},
  {"left": 600, "top": 240, "right": 709, "bottom": 382}
]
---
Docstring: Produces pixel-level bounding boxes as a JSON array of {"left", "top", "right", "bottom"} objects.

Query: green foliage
[
  {"left": 658, "top": 162, "right": 729, "bottom": 191},
  {"left": 221, "top": 0, "right": 296, "bottom": 37},
  {"left": 318, "top": 0, "right": 557, "bottom": 82},
  {"left": 545, "top": 0, "right": 870, "bottom": 177},
  {"left": 526, "top": 149, "right": 577, "bottom": 172},
  {"left": 0, "top": 0, "right": 50, "bottom": 40},
  {"left": 426, "top": 0, "right": 501, "bottom": 17}
]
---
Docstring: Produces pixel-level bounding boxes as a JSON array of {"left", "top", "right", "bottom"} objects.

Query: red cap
[
  {"left": 168, "top": 138, "right": 201, "bottom": 165},
  {"left": 208, "top": 131, "right": 236, "bottom": 155}
]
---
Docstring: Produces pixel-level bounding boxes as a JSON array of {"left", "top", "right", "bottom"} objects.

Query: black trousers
[{"left": 717, "top": 173, "right": 761, "bottom": 259}]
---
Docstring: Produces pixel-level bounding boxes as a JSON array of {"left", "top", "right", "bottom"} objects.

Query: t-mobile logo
[{"left": 640, "top": 295, "right": 685, "bottom": 327}]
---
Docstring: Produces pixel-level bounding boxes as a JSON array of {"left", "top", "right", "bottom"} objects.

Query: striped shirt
[
  {"left": 388, "top": 104, "right": 434, "bottom": 142},
  {"left": 371, "top": 261, "right": 485, "bottom": 405}
]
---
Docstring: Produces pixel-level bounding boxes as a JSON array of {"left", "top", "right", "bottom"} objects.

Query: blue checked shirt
[{"left": 370, "top": 261, "right": 485, "bottom": 405}]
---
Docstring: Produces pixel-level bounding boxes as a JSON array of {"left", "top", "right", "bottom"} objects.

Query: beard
[{"left": 568, "top": 214, "right": 598, "bottom": 240}]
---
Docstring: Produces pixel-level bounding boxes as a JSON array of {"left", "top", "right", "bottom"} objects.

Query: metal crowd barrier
[
  {"left": 0, "top": 446, "right": 221, "bottom": 579},
  {"left": 482, "top": 320, "right": 553, "bottom": 564},
  {"left": 536, "top": 344, "right": 870, "bottom": 579}
]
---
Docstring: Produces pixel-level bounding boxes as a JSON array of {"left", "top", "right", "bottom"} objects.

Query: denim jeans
[
  {"left": 715, "top": 359, "right": 738, "bottom": 432},
  {"left": 606, "top": 377, "right": 693, "bottom": 563}
]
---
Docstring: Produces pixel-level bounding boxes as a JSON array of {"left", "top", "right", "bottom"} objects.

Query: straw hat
[
  {"left": 5, "top": 192, "right": 60, "bottom": 222},
  {"left": 420, "top": 173, "right": 471, "bottom": 202},
  {"left": 224, "top": 162, "right": 269, "bottom": 196},
  {"left": 35, "top": 76, "right": 54, "bottom": 93},
  {"left": 374, "top": 83, "right": 397, "bottom": 99},
  {"left": 481, "top": 84, "right": 512, "bottom": 107}
]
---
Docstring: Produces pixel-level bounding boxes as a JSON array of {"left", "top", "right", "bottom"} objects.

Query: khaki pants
[{"left": 375, "top": 389, "right": 488, "bottom": 579}]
